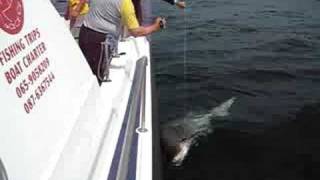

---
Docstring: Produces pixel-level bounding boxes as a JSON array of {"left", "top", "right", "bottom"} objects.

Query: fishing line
[
  {"left": 183, "top": 4, "right": 188, "bottom": 122},
  {"left": 183, "top": 7, "right": 187, "bottom": 64}
]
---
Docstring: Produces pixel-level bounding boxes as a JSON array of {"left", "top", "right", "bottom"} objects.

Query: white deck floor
[{"left": 50, "top": 37, "right": 154, "bottom": 180}]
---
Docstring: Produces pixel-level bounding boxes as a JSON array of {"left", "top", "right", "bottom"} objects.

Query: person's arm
[
  {"left": 175, "top": 1, "right": 186, "bottom": 9},
  {"left": 121, "top": 0, "right": 163, "bottom": 37},
  {"left": 68, "top": 0, "right": 87, "bottom": 28},
  {"left": 162, "top": 0, "right": 186, "bottom": 9},
  {"left": 69, "top": 0, "right": 87, "bottom": 18},
  {"left": 129, "top": 17, "right": 162, "bottom": 37}
]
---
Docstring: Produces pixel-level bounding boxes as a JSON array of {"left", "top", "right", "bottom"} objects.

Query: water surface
[{"left": 152, "top": 0, "right": 320, "bottom": 179}]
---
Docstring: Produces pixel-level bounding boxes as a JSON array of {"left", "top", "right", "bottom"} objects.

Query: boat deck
[
  {"left": 50, "top": 36, "right": 154, "bottom": 180},
  {"left": 0, "top": 1, "right": 157, "bottom": 179}
]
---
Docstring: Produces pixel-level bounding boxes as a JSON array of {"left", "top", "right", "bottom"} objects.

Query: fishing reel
[{"left": 159, "top": 17, "right": 167, "bottom": 29}]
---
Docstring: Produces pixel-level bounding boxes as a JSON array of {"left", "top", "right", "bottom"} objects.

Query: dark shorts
[{"left": 78, "top": 25, "right": 106, "bottom": 85}]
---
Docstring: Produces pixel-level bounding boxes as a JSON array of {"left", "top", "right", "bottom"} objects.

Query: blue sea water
[{"left": 152, "top": 0, "right": 320, "bottom": 179}]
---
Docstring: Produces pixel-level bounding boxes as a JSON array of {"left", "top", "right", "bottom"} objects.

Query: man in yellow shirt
[
  {"left": 64, "top": 0, "right": 89, "bottom": 28},
  {"left": 78, "top": 0, "right": 165, "bottom": 85}
]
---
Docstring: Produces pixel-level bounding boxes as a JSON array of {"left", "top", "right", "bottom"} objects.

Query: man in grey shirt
[{"left": 78, "top": 0, "right": 165, "bottom": 85}]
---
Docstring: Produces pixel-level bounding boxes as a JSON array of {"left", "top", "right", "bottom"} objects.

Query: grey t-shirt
[{"left": 84, "top": 0, "right": 122, "bottom": 37}]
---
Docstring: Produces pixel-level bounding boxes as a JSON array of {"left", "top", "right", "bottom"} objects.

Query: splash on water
[{"left": 162, "top": 97, "right": 236, "bottom": 166}]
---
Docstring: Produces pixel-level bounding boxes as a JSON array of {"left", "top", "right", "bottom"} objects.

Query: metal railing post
[{"left": 137, "top": 59, "right": 148, "bottom": 133}]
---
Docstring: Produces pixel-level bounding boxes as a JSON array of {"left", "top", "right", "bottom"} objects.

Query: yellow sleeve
[
  {"left": 120, "top": 0, "right": 140, "bottom": 29},
  {"left": 69, "top": 0, "right": 89, "bottom": 15}
]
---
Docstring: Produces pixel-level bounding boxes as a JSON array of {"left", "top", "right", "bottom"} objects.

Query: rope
[{"left": 97, "top": 42, "right": 106, "bottom": 82}]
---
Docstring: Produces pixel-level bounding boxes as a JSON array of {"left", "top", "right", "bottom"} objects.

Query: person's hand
[
  {"left": 69, "top": 7, "right": 81, "bottom": 18},
  {"left": 155, "top": 17, "right": 167, "bottom": 29},
  {"left": 175, "top": 1, "right": 186, "bottom": 9}
]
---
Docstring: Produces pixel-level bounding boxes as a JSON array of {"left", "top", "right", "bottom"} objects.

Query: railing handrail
[
  {"left": 0, "top": 158, "right": 8, "bottom": 180},
  {"left": 116, "top": 56, "right": 148, "bottom": 180}
]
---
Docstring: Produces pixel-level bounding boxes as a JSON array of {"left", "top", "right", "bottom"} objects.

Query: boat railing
[
  {"left": 0, "top": 158, "right": 8, "bottom": 180},
  {"left": 116, "top": 56, "right": 148, "bottom": 180}
]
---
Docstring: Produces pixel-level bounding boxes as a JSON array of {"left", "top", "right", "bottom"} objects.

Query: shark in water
[{"left": 161, "top": 97, "right": 236, "bottom": 166}]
